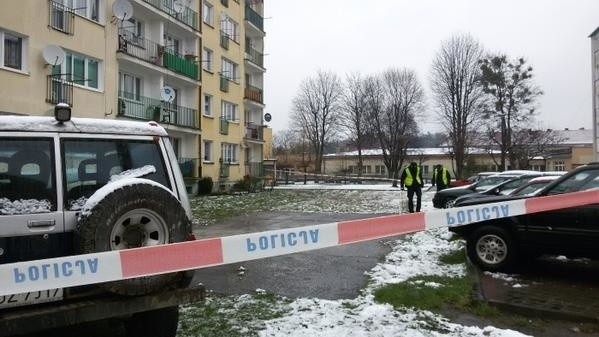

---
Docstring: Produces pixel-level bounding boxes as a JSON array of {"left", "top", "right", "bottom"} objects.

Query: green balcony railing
[
  {"left": 118, "top": 91, "right": 198, "bottom": 129},
  {"left": 142, "top": 0, "right": 198, "bottom": 30},
  {"left": 220, "top": 75, "right": 229, "bottom": 92},
  {"left": 219, "top": 161, "right": 230, "bottom": 178},
  {"left": 245, "top": 5, "right": 264, "bottom": 31},
  {"left": 245, "top": 46, "right": 264, "bottom": 68},
  {"left": 245, "top": 162, "right": 264, "bottom": 177},
  {"left": 163, "top": 51, "right": 199, "bottom": 80},
  {"left": 219, "top": 116, "right": 229, "bottom": 135}
]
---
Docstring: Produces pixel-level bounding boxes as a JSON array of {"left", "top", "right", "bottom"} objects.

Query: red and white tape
[{"left": 1, "top": 189, "right": 598, "bottom": 296}]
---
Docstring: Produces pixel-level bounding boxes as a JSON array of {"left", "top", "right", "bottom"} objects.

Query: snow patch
[{"left": 0, "top": 198, "right": 52, "bottom": 215}]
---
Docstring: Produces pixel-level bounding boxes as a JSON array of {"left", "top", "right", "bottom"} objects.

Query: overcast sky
[{"left": 262, "top": 0, "right": 599, "bottom": 135}]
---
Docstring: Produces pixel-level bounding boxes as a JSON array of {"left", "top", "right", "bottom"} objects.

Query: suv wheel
[
  {"left": 75, "top": 183, "right": 193, "bottom": 295},
  {"left": 466, "top": 225, "right": 518, "bottom": 271},
  {"left": 443, "top": 198, "right": 456, "bottom": 208}
]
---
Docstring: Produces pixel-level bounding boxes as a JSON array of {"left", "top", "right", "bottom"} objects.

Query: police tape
[{"left": 1, "top": 189, "right": 598, "bottom": 296}]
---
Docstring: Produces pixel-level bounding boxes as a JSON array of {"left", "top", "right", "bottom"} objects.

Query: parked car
[
  {"left": 450, "top": 171, "right": 498, "bottom": 187},
  {"left": 451, "top": 173, "right": 564, "bottom": 205},
  {"left": 432, "top": 172, "right": 539, "bottom": 208},
  {"left": 449, "top": 163, "right": 599, "bottom": 272},
  {"left": 508, "top": 175, "right": 560, "bottom": 196},
  {"left": 0, "top": 107, "right": 202, "bottom": 336}
]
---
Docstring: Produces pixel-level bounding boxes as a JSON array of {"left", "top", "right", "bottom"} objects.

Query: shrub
[{"left": 197, "top": 177, "right": 213, "bottom": 195}]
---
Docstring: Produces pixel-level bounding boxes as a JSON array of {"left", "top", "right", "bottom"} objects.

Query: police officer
[
  {"left": 400, "top": 162, "right": 423, "bottom": 213},
  {"left": 431, "top": 164, "right": 451, "bottom": 191}
]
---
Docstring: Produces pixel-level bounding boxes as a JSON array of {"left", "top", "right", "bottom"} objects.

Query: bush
[
  {"left": 197, "top": 177, "right": 213, "bottom": 195},
  {"left": 233, "top": 175, "right": 263, "bottom": 193}
]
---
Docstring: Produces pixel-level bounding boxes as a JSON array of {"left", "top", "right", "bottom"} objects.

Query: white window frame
[
  {"left": 119, "top": 72, "right": 142, "bottom": 101},
  {"left": 203, "top": 1, "right": 214, "bottom": 26},
  {"left": 553, "top": 160, "right": 565, "bottom": 171},
  {"left": 164, "top": 34, "right": 181, "bottom": 55},
  {"left": 0, "top": 30, "right": 27, "bottom": 72},
  {"left": 202, "top": 47, "right": 213, "bottom": 72},
  {"left": 203, "top": 94, "right": 213, "bottom": 117},
  {"left": 203, "top": 140, "right": 213, "bottom": 162},
  {"left": 122, "top": 17, "right": 144, "bottom": 46},
  {"left": 221, "top": 58, "right": 237, "bottom": 81},
  {"left": 221, "top": 100, "right": 237, "bottom": 122},
  {"left": 221, "top": 143, "right": 238, "bottom": 164},
  {"left": 220, "top": 14, "right": 239, "bottom": 42},
  {"left": 56, "top": 51, "right": 102, "bottom": 90}
]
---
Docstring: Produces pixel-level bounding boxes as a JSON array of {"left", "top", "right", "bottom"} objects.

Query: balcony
[
  {"left": 219, "top": 116, "right": 229, "bottom": 135},
  {"left": 118, "top": 91, "right": 198, "bottom": 129},
  {"left": 245, "top": 5, "right": 264, "bottom": 32},
  {"left": 244, "top": 85, "right": 263, "bottom": 104},
  {"left": 178, "top": 157, "right": 200, "bottom": 178},
  {"left": 245, "top": 46, "right": 264, "bottom": 68},
  {"left": 46, "top": 75, "right": 73, "bottom": 106},
  {"left": 245, "top": 162, "right": 264, "bottom": 178},
  {"left": 48, "top": 0, "right": 74, "bottom": 34},
  {"left": 244, "top": 123, "right": 264, "bottom": 141},
  {"left": 142, "top": 0, "right": 199, "bottom": 30},
  {"left": 118, "top": 32, "right": 199, "bottom": 81}
]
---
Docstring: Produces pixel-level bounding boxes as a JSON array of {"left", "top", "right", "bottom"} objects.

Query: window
[
  {"left": 67, "top": 0, "right": 101, "bottom": 22},
  {"left": 203, "top": 140, "right": 213, "bottom": 162},
  {"left": 62, "top": 138, "right": 170, "bottom": 209},
  {"left": 221, "top": 58, "right": 237, "bottom": 81},
  {"left": 220, "top": 14, "right": 238, "bottom": 42},
  {"left": 164, "top": 34, "right": 181, "bottom": 55},
  {"left": 0, "top": 138, "right": 56, "bottom": 212},
  {"left": 122, "top": 17, "right": 144, "bottom": 45},
  {"left": 204, "top": 94, "right": 213, "bottom": 116},
  {"left": 119, "top": 72, "right": 142, "bottom": 101},
  {"left": 221, "top": 101, "right": 237, "bottom": 121},
  {"left": 203, "top": 1, "right": 214, "bottom": 26},
  {"left": 375, "top": 165, "right": 386, "bottom": 175},
  {"left": 221, "top": 143, "right": 238, "bottom": 163},
  {"left": 1, "top": 30, "right": 25, "bottom": 71},
  {"left": 202, "top": 48, "right": 213, "bottom": 71},
  {"left": 53, "top": 51, "right": 101, "bottom": 90},
  {"left": 552, "top": 160, "right": 565, "bottom": 171}
]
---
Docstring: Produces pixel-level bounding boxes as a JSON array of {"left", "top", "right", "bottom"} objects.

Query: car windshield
[
  {"left": 545, "top": 168, "right": 599, "bottom": 196},
  {"left": 474, "top": 175, "right": 515, "bottom": 192}
]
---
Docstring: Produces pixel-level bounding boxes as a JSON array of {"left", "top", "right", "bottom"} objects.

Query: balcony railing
[
  {"left": 46, "top": 75, "right": 73, "bottom": 106},
  {"left": 245, "top": 162, "right": 264, "bottom": 178},
  {"left": 244, "top": 123, "right": 264, "bottom": 141},
  {"left": 245, "top": 5, "right": 264, "bottom": 31},
  {"left": 142, "top": 0, "right": 199, "bottom": 30},
  {"left": 220, "top": 31, "right": 229, "bottom": 50},
  {"left": 118, "top": 91, "right": 198, "bottom": 129},
  {"left": 48, "top": 0, "right": 74, "bottom": 34},
  {"left": 219, "top": 116, "right": 229, "bottom": 135},
  {"left": 245, "top": 46, "right": 264, "bottom": 68},
  {"left": 220, "top": 75, "right": 229, "bottom": 92},
  {"left": 178, "top": 157, "right": 200, "bottom": 178},
  {"left": 244, "top": 85, "right": 263, "bottom": 103},
  {"left": 118, "top": 32, "right": 199, "bottom": 81}
]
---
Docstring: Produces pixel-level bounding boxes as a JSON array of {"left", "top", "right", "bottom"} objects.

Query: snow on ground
[{"left": 182, "top": 183, "right": 529, "bottom": 336}]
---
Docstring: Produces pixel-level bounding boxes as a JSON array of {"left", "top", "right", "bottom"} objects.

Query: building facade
[
  {"left": 200, "top": 0, "right": 266, "bottom": 190},
  {"left": 591, "top": 27, "right": 599, "bottom": 162}
]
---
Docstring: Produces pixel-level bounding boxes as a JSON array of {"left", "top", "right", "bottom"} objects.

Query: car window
[
  {"left": 62, "top": 138, "right": 171, "bottom": 210},
  {"left": 0, "top": 138, "right": 56, "bottom": 213},
  {"left": 545, "top": 169, "right": 599, "bottom": 196},
  {"left": 474, "top": 175, "right": 512, "bottom": 191}
]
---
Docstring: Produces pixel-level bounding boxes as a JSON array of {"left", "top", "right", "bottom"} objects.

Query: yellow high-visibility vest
[{"left": 405, "top": 167, "right": 422, "bottom": 186}]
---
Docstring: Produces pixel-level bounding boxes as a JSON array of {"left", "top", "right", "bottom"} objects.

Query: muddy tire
[
  {"left": 124, "top": 306, "right": 179, "bottom": 337},
  {"left": 466, "top": 225, "right": 518, "bottom": 272},
  {"left": 75, "top": 183, "right": 192, "bottom": 295}
]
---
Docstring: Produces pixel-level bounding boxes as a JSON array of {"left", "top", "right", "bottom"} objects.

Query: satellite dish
[
  {"left": 264, "top": 113, "right": 272, "bottom": 122},
  {"left": 112, "top": 0, "right": 133, "bottom": 21},
  {"left": 42, "top": 45, "right": 66, "bottom": 66},
  {"left": 173, "top": 0, "right": 184, "bottom": 14},
  {"left": 160, "top": 86, "right": 176, "bottom": 103}
]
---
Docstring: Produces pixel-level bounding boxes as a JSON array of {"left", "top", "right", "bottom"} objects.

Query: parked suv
[
  {"left": 450, "top": 163, "right": 599, "bottom": 272},
  {"left": 0, "top": 110, "right": 201, "bottom": 336}
]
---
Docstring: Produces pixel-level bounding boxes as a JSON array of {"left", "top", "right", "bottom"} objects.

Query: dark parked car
[
  {"left": 432, "top": 172, "right": 538, "bottom": 209},
  {"left": 451, "top": 173, "right": 563, "bottom": 205},
  {"left": 449, "top": 163, "right": 599, "bottom": 272}
]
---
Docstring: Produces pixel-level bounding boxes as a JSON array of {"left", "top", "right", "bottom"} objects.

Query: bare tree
[
  {"left": 339, "top": 73, "right": 375, "bottom": 177},
  {"left": 479, "top": 55, "right": 543, "bottom": 170},
  {"left": 510, "top": 127, "right": 564, "bottom": 169},
  {"left": 291, "top": 70, "right": 343, "bottom": 174},
  {"left": 365, "top": 68, "right": 424, "bottom": 186},
  {"left": 430, "top": 34, "right": 486, "bottom": 179},
  {"left": 273, "top": 129, "right": 300, "bottom": 164}
]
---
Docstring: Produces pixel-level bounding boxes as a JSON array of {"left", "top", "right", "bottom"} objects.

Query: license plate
[{"left": 0, "top": 289, "right": 63, "bottom": 309}]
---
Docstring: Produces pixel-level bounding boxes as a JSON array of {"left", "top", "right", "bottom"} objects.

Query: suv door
[{"left": 0, "top": 135, "right": 65, "bottom": 263}]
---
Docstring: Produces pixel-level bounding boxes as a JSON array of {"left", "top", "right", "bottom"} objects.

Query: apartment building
[
  {"left": 200, "top": 0, "right": 266, "bottom": 190},
  {"left": 0, "top": 0, "right": 201, "bottom": 182}
]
